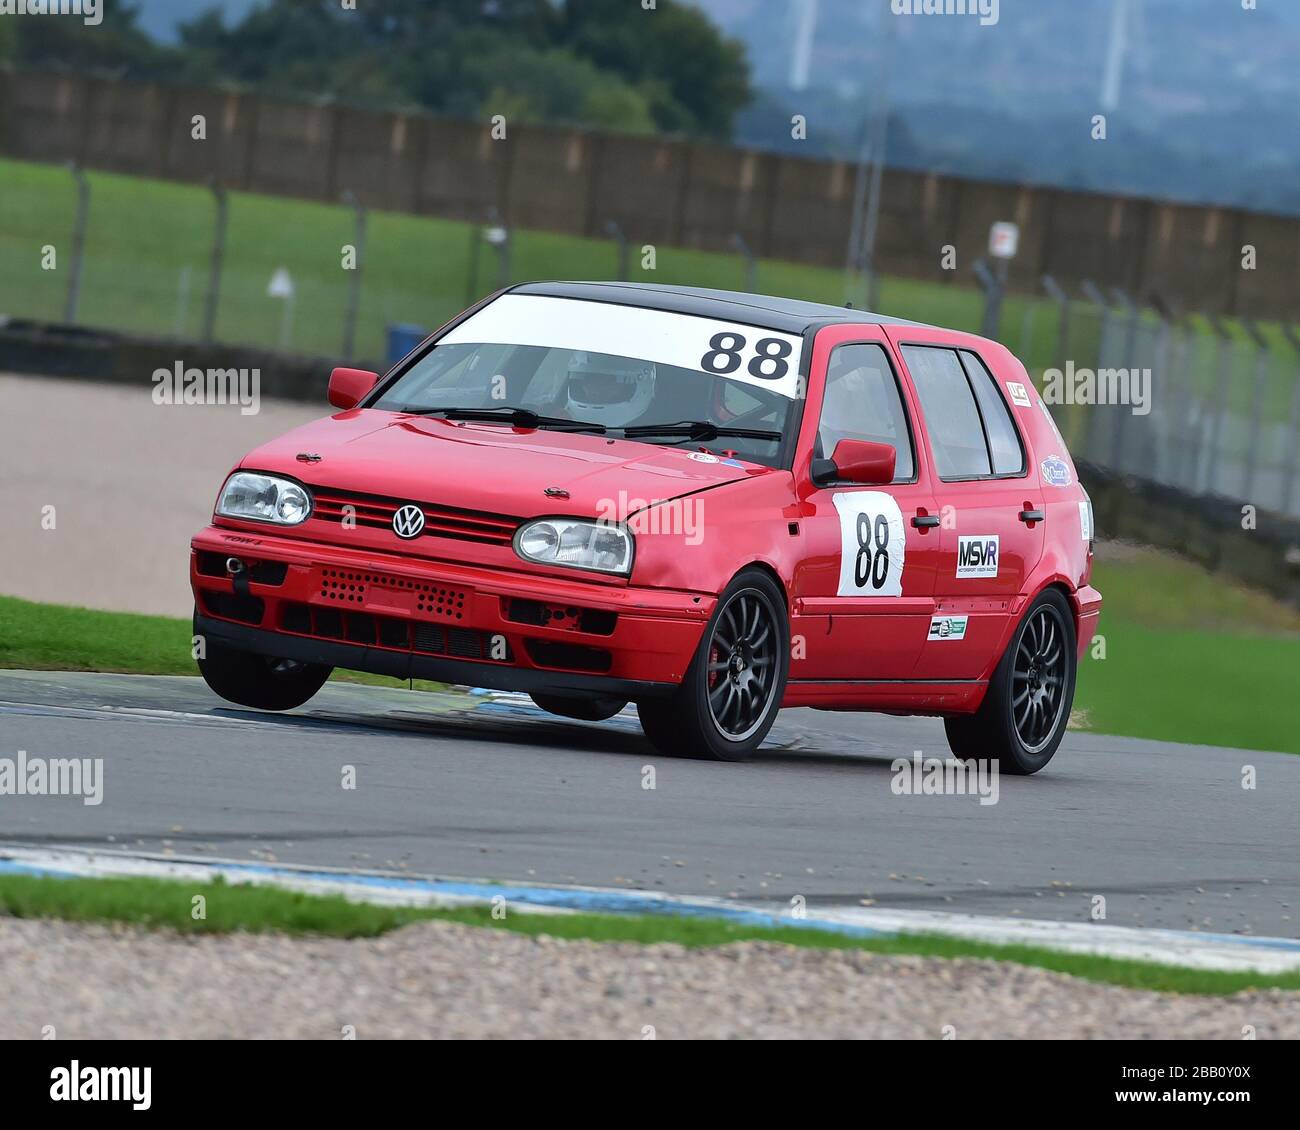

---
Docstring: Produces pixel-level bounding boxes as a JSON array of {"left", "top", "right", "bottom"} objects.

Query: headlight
[
  {"left": 216, "top": 472, "right": 312, "bottom": 525},
  {"left": 514, "top": 518, "right": 633, "bottom": 575}
]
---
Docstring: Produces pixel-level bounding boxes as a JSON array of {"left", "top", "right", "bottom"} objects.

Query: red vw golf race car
[{"left": 191, "top": 283, "right": 1101, "bottom": 773}]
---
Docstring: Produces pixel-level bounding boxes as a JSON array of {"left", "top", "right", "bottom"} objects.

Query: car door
[
  {"left": 789, "top": 326, "right": 942, "bottom": 683},
  {"left": 893, "top": 338, "right": 1044, "bottom": 681}
]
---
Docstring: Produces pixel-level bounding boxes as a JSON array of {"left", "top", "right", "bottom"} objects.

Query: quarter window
[
  {"left": 817, "top": 343, "right": 914, "bottom": 481},
  {"left": 901, "top": 346, "right": 991, "bottom": 479},
  {"left": 960, "top": 350, "right": 1025, "bottom": 475}
]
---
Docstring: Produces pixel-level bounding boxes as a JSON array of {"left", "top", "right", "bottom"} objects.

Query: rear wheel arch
[
  {"left": 947, "top": 585, "right": 1077, "bottom": 775},
  {"left": 1037, "top": 577, "right": 1084, "bottom": 651}
]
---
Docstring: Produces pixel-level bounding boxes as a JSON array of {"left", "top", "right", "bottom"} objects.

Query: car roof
[{"left": 510, "top": 281, "right": 938, "bottom": 336}]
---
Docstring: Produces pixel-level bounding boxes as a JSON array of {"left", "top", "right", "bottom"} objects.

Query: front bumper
[{"left": 190, "top": 526, "right": 713, "bottom": 698}]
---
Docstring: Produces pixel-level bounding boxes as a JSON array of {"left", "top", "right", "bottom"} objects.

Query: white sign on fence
[{"left": 989, "top": 222, "right": 1020, "bottom": 260}]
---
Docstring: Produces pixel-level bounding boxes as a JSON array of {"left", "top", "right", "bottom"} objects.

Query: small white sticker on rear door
[
  {"left": 928, "top": 615, "right": 969, "bottom": 641},
  {"left": 1007, "top": 381, "right": 1032, "bottom": 408},
  {"left": 833, "top": 492, "right": 905, "bottom": 597}
]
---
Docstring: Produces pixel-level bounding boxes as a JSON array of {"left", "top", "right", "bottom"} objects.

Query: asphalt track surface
[{"left": 0, "top": 670, "right": 1295, "bottom": 939}]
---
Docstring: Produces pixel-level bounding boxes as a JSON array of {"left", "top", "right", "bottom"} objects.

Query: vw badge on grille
[{"left": 392, "top": 504, "right": 425, "bottom": 539}]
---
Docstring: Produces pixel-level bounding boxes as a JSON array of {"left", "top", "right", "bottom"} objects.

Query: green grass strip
[{"left": 1, "top": 872, "right": 1296, "bottom": 997}]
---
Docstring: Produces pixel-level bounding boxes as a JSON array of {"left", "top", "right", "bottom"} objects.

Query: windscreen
[{"left": 370, "top": 295, "right": 806, "bottom": 467}]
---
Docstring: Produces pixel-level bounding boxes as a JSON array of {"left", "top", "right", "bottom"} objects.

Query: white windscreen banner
[{"left": 439, "top": 294, "right": 805, "bottom": 399}]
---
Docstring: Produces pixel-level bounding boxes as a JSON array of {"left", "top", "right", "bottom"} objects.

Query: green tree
[
  {"left": 169, "top": 0, "right": 747, "bottom": 139},
  {"left": 10, "top": 0, "right": 173, "bottom": 76},
  {"left": 554, "top": 0, "right": 751, "bottom": 139}
]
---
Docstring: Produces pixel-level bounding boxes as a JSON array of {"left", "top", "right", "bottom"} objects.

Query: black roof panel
[{"left": 510, "top": 281, "right": 936, "bottom": 335}]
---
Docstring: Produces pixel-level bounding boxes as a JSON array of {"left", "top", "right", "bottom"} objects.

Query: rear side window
[
  {"left": 817, "top": 343, "right": 915, "bottom": 481},
  {"left": 959, "top": 350, "right": 1025, "bottom": 475},
  {"left": 900, "top": 346, "right": 990, "bottom": 479}
]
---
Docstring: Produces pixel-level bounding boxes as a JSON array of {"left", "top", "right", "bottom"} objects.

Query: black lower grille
[
  {"left": 413, "top": 622, "right": 445, "bottom": 653},
  {"left": 448, "top": 628, "right": 484, "bottom": 659},
  {"left": 202, "top": 591, "right": 264, "bottom": 625},
  {"left": 277, "top": 602, "right": 509, "bottom": 663},
  {"left": 314, "top": 608, "right": 344, "bottom": 639},
  {"left": 283, "top": 603, "right": 312, "bottom": 634},
  {"left": 525, "top": 639, "right": 611, "bottom": 673},
  {"left": 378, "top": 619, "right": 410, "bottom": 649},
  {"left": 345, "top": 613, "right": 376, "bottom": 644}
]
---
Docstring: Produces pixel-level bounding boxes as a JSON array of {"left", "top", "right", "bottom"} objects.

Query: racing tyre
[
  {"left": 197, "top": 634, "right": 332, "bottom": 711},
  {"left": 530, "top": 693, "right": 628, "bottom": 722},
  {"left": 944, "top": 588, "right": 1076, "bottom": 775},
  {"left": 637, "top": 569, "right": 789, "bottom": 761}
]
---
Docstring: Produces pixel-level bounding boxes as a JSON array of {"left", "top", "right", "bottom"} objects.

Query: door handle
[
  {"left": 911, "top": 514, "right": 941, "bottom": 529},
  {"left": 1019, "top": 509, "right": 1045, "bottom": 524}
]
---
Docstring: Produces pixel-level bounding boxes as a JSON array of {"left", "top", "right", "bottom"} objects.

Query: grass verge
[
  {"left": 0, "top": 872, "right": 1295, "bottom": 997},
  {"left": 1078, "top": 546, "right": 1300, "bottom": 754},
  {"left": 0, "top": 594, "right": 444, "bottom": 692}
]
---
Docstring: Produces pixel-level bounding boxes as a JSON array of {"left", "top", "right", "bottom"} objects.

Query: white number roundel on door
[{"left": 832, "top": 492, "right": 906, "bottom": 598}]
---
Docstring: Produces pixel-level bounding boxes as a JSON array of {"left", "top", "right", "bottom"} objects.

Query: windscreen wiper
[
  {"left": 394, "top": 406, "right": 607, "bottom": 433},
  {"left": 621, "top": 420, "right": 782, "bottom": 443}
]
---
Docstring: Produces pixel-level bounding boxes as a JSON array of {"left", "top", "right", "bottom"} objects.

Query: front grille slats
[{"left": 310, "top": 488, "right": 519, "bottom": 547}]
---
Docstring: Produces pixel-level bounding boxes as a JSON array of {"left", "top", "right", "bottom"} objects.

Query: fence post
[
  {"left": 604, "top": 220, "right": 629, "bottom": 281},
  {"left": 973, "top": 258, "right": 1002, "bottom": 339},
  {"left": 341, "top": 190, "right": 367, "bottom": 362},
  {"left": 1153, "top": 296, "right": 1200, "bottom": 495},
  {"left": 1081, "top": 280, "right": 1112, "bottom": 355},
  {"left": 1203, "top": 314, "right": 1234, "bottom": 498},
  {"left": 1077, "top": 281, "right": 1112, "bottom": 465},
  {"left": 201, "top": 180, "right": 228, "bottom": 344},
  {"left": 1240, "top": 319, "right": 1270, "bottom": 505},
  {"left": 1110, "top": 288, "right": 1141, "bottom": 472},
  {"left": 464, "top": 217, "right": 483, "bottom": 309},
  {"left": 1279, "top": 327, "right": 1300, "bottom": 518},
  {"left": 63, "top": 161, "right": 90, "bottom": 325},
  {"left": 731, "top": 233, "right": 756, "bottom": 293},
  {"left": 482, "top": 206, "right": 511, "bottom": 290},
  {"left": 1147, "top": 292, "right": 1177, "bottom": 486},
  {"left": 1180, "top": 310, "right": 1214, "bottom": 494},
  {"left": 1041, "top": 274, "right": 1070, "bottom": 372}
]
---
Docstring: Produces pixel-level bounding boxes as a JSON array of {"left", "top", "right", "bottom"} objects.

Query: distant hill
[{"left": 690, "top": 0, "right": 1300, "bottom": 213}]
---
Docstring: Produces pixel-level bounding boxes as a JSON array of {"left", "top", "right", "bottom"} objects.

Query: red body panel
[{"left": 190, "top": 299, "right": 1099, "bottom": 715}]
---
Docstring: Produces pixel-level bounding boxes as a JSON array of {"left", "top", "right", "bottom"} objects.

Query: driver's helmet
[{"left": 565, "top": 351, "right": 656, "bottom": 428}]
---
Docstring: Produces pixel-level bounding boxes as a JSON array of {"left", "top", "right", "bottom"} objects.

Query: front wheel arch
[{"left": 637, "top": 566, "right": 791, "bottom": 761}]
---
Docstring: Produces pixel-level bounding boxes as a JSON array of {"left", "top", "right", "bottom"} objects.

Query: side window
[
  {"left": 817, "top": 343, "right": 914, "bottom": 481},
  {"left": 901, "top": 345, "right": 991, "bottom": 479},
  {"left": 960, "top": 350, "right": 1025, "bottom": 475}
]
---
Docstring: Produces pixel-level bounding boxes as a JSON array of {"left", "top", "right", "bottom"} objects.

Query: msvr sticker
[{"left": 956, "top": 535, "right": 999, "bottom": 579}]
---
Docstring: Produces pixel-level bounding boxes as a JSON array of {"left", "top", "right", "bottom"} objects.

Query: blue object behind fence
[{"left": 386, "top": 324, "right": 428, "bottom": 366}]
